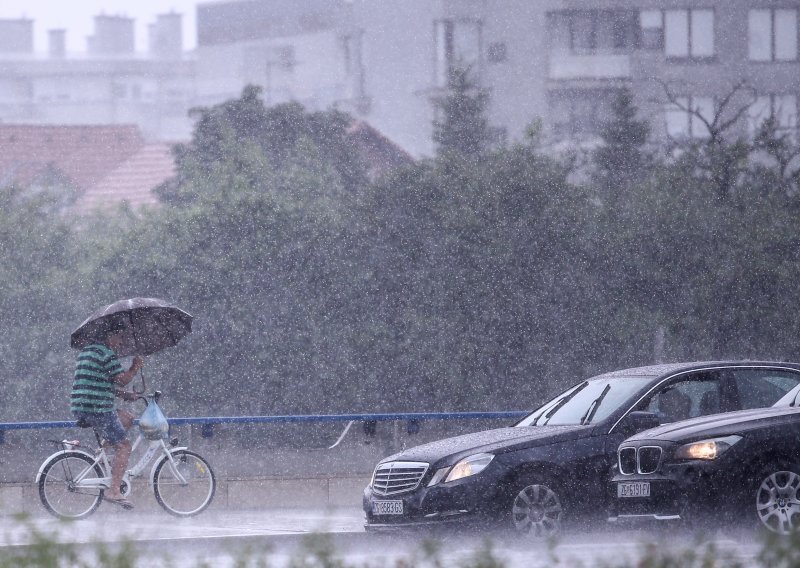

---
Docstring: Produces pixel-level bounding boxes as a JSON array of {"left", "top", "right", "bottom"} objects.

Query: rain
[{"left": 1, "top": 1, "right": 800, "bottom": 566}]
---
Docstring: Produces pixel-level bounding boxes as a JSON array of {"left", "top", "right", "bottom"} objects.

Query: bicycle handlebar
[{"left": 137, "top": 390, "right": 163, "bottom": 406}]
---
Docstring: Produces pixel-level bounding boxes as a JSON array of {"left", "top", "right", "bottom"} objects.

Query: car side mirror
[{"left": 617, "top": 411, "right": 660, "bottom": 435}]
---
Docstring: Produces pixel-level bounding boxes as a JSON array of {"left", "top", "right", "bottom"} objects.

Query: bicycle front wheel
[
  {"left": 153, "top": 449, "right": 215, "bottom": 516},
  {"left": 39, "top": 452, "right": 105, "bottom": 519}
]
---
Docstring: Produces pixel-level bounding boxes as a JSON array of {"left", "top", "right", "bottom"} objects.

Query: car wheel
[
  {"left": 507, "top": 476, "right": 564, "bottom": 538},
  {"left": 754, "top": 465, "right": 800, "bottom": 535}
]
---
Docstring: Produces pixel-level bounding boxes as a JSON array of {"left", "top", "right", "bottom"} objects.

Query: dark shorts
[{"left": 73, "top": 411, "right": 127, "bottom": 445}]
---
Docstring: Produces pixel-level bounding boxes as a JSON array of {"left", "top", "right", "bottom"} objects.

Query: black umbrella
[{"left": 71, "top": 297, "right": 193, "bottom": 357}]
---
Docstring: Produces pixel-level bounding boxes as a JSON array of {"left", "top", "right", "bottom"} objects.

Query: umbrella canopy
[{"left": 71, "top": 298, "right": 193, "bottom": 357}]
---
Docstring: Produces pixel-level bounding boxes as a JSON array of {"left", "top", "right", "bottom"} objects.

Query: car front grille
[
  {"left": 618, "top": 446, "right": 663, "bottom": 475},
  {"left": 637, "top": 447, "right": 662, "bottom": 474},
  {"left": 619, "top": 447, "right": 637, "bottom": 475},
  {"left": 371, "top": 461, "right": 428, "bottom": 496}
]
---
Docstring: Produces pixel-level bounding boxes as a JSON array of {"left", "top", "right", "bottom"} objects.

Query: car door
[
  {"left": 605, "top": 371, "right": 724, "bottom": 456},
  {"left": 640, "top": 371, "right": 724, "bottom": 424}
]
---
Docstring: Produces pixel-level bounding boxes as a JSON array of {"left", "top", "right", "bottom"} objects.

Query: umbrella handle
[{"left": 132, "top": 369, "right": 147, "bottom": 394}]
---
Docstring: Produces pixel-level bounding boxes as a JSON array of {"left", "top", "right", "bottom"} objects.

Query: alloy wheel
[
  {"left": 511, "top": 483, "right": 563, "bottom": 537},
  {"left": 756, "top": 470, "right": 800, "bottom": 535}
]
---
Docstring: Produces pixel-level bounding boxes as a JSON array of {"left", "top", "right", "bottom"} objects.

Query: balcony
[{"left": 549, "top": 53, "right": 631, "bottom": 80}]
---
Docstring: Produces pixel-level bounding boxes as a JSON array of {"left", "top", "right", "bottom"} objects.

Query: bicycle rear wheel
[
  {"left": 39, "top": 452, "right": 105, "bottom": 519},
  {"left": 153, "top": 449, "right": 215, "bottom": 516}
]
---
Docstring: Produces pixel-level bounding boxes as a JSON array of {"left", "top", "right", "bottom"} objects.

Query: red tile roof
[
  {"left": 0, "top": 120, "right": 412, "bottom": 213},
  {"left": 76, "top": 143, "right": 176, "bottom": 212},
  {"left": 0, "top": 124, "right": 145, "bottom": 191},
  {"left": 346, "top": 120, "right": 415, "bottom": 180}
]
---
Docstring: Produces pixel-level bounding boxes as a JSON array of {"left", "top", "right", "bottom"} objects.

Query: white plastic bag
[{"left": 139, "top": 400, "right": 169, "bottom": 440}]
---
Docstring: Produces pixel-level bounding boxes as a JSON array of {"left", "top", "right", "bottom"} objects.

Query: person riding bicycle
[{"left": 70, "top": 321, "right": 144, "bottom": 509}]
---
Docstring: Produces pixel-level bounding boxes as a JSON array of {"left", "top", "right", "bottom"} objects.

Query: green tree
[
  {"left": 158, "top": 85, "right": 369, "bottom": 205},
  {"left": 592, "top": 89, "right": 651, "bottom": 199},
  {"left": 661, "top": 80, "right": 756, "bottom": 199},
  {"left": 0, "top": 186, "right": 78, "bottom": 420},
  {"left": 432, "top": 66, "right": 492, "bottom": 158},
  {"left": 747, "top": 116, "right": 800, "bottom": 196},
  {"left": 82, "top": 89, "right": 372, "bottom": 418}
]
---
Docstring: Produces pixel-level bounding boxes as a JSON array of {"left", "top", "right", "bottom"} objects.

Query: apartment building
[
  {"left": 197, "top": 0, "right": 800, "bottom": 156},
  {"left": 541, "top": 0, "right": 799, "bottom": 144},
  {"left": 1, "top": 2, "right": 797, "bottom": 155},
  {"left": 0, "top": 14, "right": 196, "bottom": 141}
]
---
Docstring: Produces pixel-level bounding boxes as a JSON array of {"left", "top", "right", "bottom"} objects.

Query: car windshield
[{"left": 517, "top": 376, "right": 654, "bottom": 427}]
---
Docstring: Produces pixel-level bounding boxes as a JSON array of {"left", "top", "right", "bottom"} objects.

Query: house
[
  {"left": 0, "top": 124, "right": 175, "bottom": 213},
  {"left": 0, "top": 119, "right": 412, "bottom": 214}
]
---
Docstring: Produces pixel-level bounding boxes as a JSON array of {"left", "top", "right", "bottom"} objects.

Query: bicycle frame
[
  {"left": 36, "top": 433, "right": 190, "bottom": 492},
  {"left": 37, "top": 388, "right": 215, "bottom": 519}
]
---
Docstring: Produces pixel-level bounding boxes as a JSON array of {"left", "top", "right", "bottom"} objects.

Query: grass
[{"left": 4, "top": 515, "right": 800, "bottom": 568}]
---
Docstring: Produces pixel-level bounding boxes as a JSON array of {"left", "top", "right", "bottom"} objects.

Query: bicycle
[{"left": 36, "top": 391, "right": 215, "bottom": 519}]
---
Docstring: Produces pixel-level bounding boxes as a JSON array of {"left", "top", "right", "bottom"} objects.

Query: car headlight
[
  {"left": 428, "top": 453, "right": 494, "bottom": 486},
  {"left": 673, "top": 436, "right": 742, "bottom": 460}
]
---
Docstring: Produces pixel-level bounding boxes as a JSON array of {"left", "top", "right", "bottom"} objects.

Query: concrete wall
[
  {"left": 0, "top": 417, "right": 512, "bottom": 515},
  {"left": 0, "top": 475, "right": 372, "bottom": 515}
]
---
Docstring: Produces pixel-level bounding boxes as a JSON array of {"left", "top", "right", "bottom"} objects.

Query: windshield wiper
[
  {"left": 534, "top": 381, "right": 589, "bottom": 426},
  {"left": 580, "top": 383, "right": 611, "bottom": 425}
]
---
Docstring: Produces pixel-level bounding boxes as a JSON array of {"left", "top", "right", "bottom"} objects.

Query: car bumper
[
  {"left": 608, "top": 463, "right": 734, "bottom": 523},
  {"left": 363, "top": 476, "right": 500, "bottom": 529}
]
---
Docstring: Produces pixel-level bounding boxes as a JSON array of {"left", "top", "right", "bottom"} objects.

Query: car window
[
  {"left": 517, "top": 376, "right": 654, "bottom": 427},
  {"left": 643, "top": 376, "right": 721, "bottom": 423},
  {"left": 733, "top": 369, "right": 800, "bottom": 409}
]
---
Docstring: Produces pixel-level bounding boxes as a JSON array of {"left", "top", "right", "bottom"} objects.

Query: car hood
[
  {"left": 628, "top": 406, "right": 800, "bottom": 443},
  {"left": 380, "top": 424, "right": 592, "bottom": 465}
]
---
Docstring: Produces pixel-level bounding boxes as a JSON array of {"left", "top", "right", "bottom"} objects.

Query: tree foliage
[
  {"left": 592, "top": 89, "right": 651, "bottom": 196},
  {"left": 432, "top": 66, "right": 492, "bottom": 158},
  {"left": 3, "top": 84, "right": 800, "bottom": 424}
]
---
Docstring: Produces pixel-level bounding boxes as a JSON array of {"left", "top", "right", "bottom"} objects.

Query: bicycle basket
[{"left": 139, "top": 399, "right": 169, "bottom": 440}]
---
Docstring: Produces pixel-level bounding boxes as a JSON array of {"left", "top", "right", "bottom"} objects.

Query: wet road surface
[{"left": 0, "top": 508, "right": 766, "bottom": 567}]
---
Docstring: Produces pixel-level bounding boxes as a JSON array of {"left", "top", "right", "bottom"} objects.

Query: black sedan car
[
  {"left": 609, "top": 385, "right": 800, "bottom": 534},
  {"left": 363, "top": 361, "right": 800, "bottom": 536}
]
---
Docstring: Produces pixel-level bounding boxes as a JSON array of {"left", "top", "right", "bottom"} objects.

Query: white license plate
[
  {"left": 372, "top": 500, "right": 404, "bottom": 515},
  {"left": 618, "top": 481, "right": 650, "bottom": 498}
]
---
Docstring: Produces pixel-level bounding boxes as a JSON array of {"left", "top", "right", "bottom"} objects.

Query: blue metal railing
[{"left": 0, "top": 411, "right": 528, "bottom": 444}]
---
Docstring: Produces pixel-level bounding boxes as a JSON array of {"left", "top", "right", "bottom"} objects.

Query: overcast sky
[{"left": 0, "top": 0, "right": 201, "bottom": 53}]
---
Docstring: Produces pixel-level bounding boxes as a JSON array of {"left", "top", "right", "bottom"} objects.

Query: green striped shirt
[{"left": 70, "top": 343, "right": 124, "bottom": 414}]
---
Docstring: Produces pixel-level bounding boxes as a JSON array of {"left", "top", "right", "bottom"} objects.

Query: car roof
[{"left": 590, "top": 360, "right": 800, "bottom": 381}]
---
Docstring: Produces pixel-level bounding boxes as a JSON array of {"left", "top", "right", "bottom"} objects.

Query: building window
[
  {"left": 749, "top": 9, "right": 798, "bottom": 61},
  {"left": 435, "top": 19, "right": 482, "bottom": 87},
  {"left": 549, "top": 88, "right": 621, "bottom": 139},
  {"left": 664, "top": 9, "right": 715, "bottom": 58},
  {"left": 748, "top": 94, "right": 798, "bottom": 135},
  {"left": 487, "top": 42, "right": 507, "bottom": 63},
  {"left": 340, "top": 33, "right": 365, "bottom": 100},
  {"left": 278, "top": 46, "right": 296, "bottom": 70},
  {"left": 547, "top": 11, "right": 637, "bottom": 54},
  {"left": 665, "top": 96, "right": 715, "bottom": 139},
  {"left": 640, "top": 10, "right": 664, "bottom": 50}
]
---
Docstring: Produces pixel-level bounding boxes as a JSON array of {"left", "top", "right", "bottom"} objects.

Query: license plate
[
  {"left": 372, "top": 500, "right": 404, "bottom": 515},
  {"left": 618, "top": 481, "right": 650, "bottom": 498}
]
